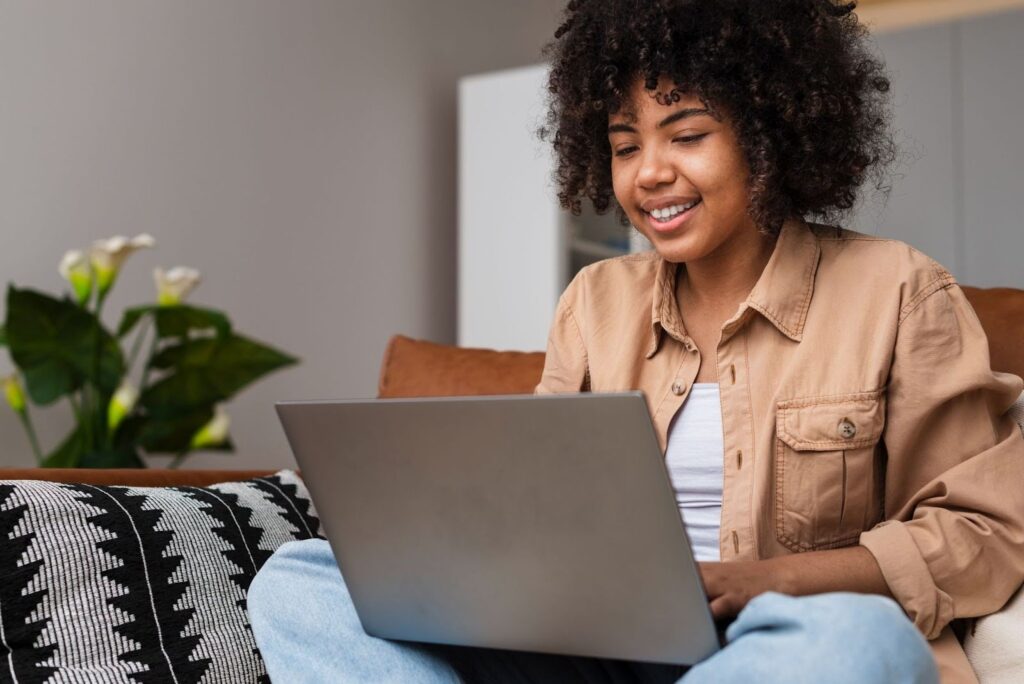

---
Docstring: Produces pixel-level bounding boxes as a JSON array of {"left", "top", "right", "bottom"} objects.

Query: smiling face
[{"left": 609, "top": 77, "right": 759, "bottom": 265}]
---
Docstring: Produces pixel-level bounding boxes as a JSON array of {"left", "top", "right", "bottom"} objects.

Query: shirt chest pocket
[{"left": 774, "top": 391, "right": 886, "bottom": 552}]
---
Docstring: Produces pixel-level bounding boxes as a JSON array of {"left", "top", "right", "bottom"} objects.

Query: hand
[
  {"left": 698, "top": 546, "right": 891, "bottom": 621},
  {"left": 698, "top": 558, "right": 793, "bottom": 620}
]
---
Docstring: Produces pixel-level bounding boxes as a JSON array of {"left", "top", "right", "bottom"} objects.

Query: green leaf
[
  {"left": 154, "top": 305, "right": 231, "bottom": 339},
  {"left": 45, "top": 426, "right": 143, "bottom": 467},
  {"left": 118, "top": 305, "right": 230, "bottom": 340},
  {"left": 129, "top": 407, "right": 213, "bottom": 453},
  {"left": 118, "top": 305, "right": 154, "bottom": 337},
  {"left": 22, "top": 365, "right": 76, "bottom": 404},
  {"left": 5, "top": 286, "right": 125, "bottom": 404},
  {"left": 141, "top": 333, "right": 297, "bottom": 414},
  {"left": 42, "top": 426, "right": 87, "bottom": 468},
  {"left": 150, "top": 338, "right": 215, "bottom": 369},
  {"left": 121, "top": 408, "right": 235, "bottom": 455}
]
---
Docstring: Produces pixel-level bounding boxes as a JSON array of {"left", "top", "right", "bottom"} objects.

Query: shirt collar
[{"left": 645, "top": 218, "right": 821, "bottom": 359}]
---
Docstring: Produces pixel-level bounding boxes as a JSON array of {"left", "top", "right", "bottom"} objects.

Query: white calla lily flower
[
  {"left": 154, "top": 266, "right": 201, "bottom": 306},
  {"left": 106, "top": 381, "right": 139, "bottom": 434},
  {"left": 190, "top": 406, "right": 231, "bottom": 449},
  {"left": 90, "top": 233, "right": 156, "bottom": 296},
  {"left": 58, "top": 250, "right": 93, "bottom": 305}
]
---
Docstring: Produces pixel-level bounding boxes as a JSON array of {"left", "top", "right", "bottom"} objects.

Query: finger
[{"left": 709, "top": 595, "right": 740, "bottom": 620}]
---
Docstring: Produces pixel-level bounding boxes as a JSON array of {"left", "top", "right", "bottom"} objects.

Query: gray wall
[
  {"left": 852, "top": 9, "right": 1024, "bottom": 287},
  {"left": 0, "top": 0, "right": 561, "bottom": 469}
]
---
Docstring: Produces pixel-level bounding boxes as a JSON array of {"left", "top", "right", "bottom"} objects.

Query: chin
[{"left": 642, "top": 231, "right": 716, "bottom": 265}]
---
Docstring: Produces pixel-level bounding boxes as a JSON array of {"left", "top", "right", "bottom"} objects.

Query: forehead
[{"left": 610, "top": 77, "right": 706, "bottom": 125}]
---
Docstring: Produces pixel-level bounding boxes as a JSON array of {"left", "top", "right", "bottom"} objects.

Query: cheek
[
  {"left": 717, "top": 135, "right": 751, "bottom": 185},
  {"left": 691, "top": 147, "right": 744, "bottom": 194},
  {"left": 610, "top": 163, "right": 634, "bottom": 211}
]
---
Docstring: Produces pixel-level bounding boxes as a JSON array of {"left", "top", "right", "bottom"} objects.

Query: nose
[{"left": 635, "top": 145, "right": 676, "bottom": 189}]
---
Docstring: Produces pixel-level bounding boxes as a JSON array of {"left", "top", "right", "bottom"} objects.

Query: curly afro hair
[{"left": 542, "top": 0, "right": 896, "bottom": 234}]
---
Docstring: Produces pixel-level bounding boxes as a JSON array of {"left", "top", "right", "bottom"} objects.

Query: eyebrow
[{"left": 607, "top": 108, "right": 711, "bottom": 134}]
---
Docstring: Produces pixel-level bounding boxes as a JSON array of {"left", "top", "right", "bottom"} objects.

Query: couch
[{"left": 2, "top": 284, "right": 1022, "bottom": 683}]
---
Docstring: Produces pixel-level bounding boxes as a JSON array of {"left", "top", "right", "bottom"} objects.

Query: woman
[{"left": 248, "top": 1, "right": 1024, "bottom": 682}]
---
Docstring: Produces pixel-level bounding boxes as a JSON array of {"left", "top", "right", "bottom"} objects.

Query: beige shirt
[{"left": 534, "top": 219, "right": 1024, "bottom": 681}]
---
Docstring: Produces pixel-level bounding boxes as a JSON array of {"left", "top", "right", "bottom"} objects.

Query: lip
[
  {"left": 641, "top": 196, "right": 701, "bottom": 213},
  {"left": 643, "top": 198, "right": 702, "bottom": 234}
]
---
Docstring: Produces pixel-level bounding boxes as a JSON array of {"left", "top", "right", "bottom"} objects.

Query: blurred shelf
[
  {"left": 570, "top": 237, "right": 629, "bottom": 260},
  {"left": 856, "top": 0, "right": 1024, "bottom": 32}
]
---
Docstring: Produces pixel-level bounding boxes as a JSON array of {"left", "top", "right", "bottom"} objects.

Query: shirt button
[
  {"left": 838, "top": 419, "right": 857, "bottom": 439},
  {"left": 671, "top": 382, "right": 686, "bottom": 396}
]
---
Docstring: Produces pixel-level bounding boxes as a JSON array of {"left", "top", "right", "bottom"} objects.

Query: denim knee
[
  {"left": 248, "top": 537, "right": 372, "bottom": 653},
  {"left": 751, "top": 592, "right": 936, "bottom": 682},
  {"left": 764, "top": 593, "right": 929, "bottom": 657},
  {"left": 248, "top": 539, "right": 349, "bottom": 630},
  {"left": 685, "top": 592, "right": 939, "bottom": 684},
  {"left": 248, "top": 539, "right": 462, "bottom": 684}
]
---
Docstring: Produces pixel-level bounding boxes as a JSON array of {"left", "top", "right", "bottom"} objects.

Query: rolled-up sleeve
[
  {"left": 860, "top": 282, "right": 1024, "bottom": 639},
  {"left": 533, "top": 280, "right": 589, "bottom": 396}
]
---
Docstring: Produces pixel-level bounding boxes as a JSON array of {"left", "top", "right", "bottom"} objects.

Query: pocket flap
[{"left": 777, "top": 391, "right": 886, "bottom": 451}]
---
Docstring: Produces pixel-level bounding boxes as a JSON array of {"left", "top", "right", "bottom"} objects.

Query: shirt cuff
[{"left": 860, "top": 520, "right": 955, "bottom": 639}]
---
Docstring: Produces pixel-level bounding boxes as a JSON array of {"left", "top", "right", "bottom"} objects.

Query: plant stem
[
  {"left": 104, "top": 401, "right": 115, "bottom": 450},
  {"left": 85, "top": 385, "right": 100, "bottom": 452},
  {"left": 78, "top": 387, "right": 93, "bottom": 451},
  {"left": 139, "top": 331, "right": 160, "bottom": 392},
  {"left": 95, "top": 289, "right": 108, "bottom": 319},
  {"left": 169, "top": 450, "right": 188, "bottom": 469},
  {"left": 18, "top": 411, "right": 44, "bottom": 464},
  {"left": 68, "top": 394, "right": 83, "bottom": 423},
  {"left": 97, "top": 390, "right": 106, "bottom": 450},
  {"left": 127, "top": 315, "right": 151, "bottom": 373},
  {"left": 88, "top": 313, "right": 106, "bottom": 451}
]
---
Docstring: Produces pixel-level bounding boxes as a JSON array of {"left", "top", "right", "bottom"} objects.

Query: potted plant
[{"left": 1, "top": 234, "right": 297, "bottom": 468}]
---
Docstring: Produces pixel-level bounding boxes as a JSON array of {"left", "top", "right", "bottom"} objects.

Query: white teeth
[{"left": 649, "top": 199, "right": 700, "bottom": 221}]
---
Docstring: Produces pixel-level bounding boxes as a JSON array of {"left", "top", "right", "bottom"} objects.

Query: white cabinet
[
  {"left": 458, "top": 64, "right": 561, "bottom": 351},
  {"left": 457, "top": 64, "right": 645, "bottom": 351}
]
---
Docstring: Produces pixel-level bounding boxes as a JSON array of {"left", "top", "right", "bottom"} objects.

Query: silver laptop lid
[{"left": 276, "top": 392, "right": 719, "bottom": 665}]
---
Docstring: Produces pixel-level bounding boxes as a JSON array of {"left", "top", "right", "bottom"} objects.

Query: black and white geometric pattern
[{"left": 0, "top": 470, "right": 323, "bottom": 683}]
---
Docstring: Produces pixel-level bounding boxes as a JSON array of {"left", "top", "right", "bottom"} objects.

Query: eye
[
  {"left": 613, "top": 145, "right": 638, "bottom": 158},
  {"left": 673, "top": 133, "right": 708, "bottom": 145}
]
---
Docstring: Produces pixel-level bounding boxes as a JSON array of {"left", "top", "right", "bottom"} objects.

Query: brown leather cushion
[
  {"left": 0, "top": 469, "right": 276, "bottom": 487},
  {"left": 963, "top": 286, "right": 1024, "bottom": 381},
  {"left": 377, "top": 334, "right": 546, "bottom": 398}
]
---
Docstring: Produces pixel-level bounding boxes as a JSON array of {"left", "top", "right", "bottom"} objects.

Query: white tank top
[{"left": 664, "top": 383, "right": 724, "bottom": 562}]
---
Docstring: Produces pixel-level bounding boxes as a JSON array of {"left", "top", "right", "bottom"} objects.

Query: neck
[{"left": 678, "top": 225, "right": 778, "bottom": 309}]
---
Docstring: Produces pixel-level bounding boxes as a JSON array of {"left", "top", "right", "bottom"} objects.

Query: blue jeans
[{"left": 248, "top": 539, "right": 939, "bottom": 683}]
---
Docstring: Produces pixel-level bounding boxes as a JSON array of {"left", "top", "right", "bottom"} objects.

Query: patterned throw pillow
[{"left": 0, "top": 470, "right": 323, "bottom": 683}]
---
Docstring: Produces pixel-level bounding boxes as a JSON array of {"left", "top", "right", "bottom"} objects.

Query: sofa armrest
[{"left": 0, "top": 468, "right": 277, "bottom": 487}]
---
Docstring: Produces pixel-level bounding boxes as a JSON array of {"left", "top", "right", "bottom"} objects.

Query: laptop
[{"left": 275, "top": 392, "right": 720, "bottom": 666}]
